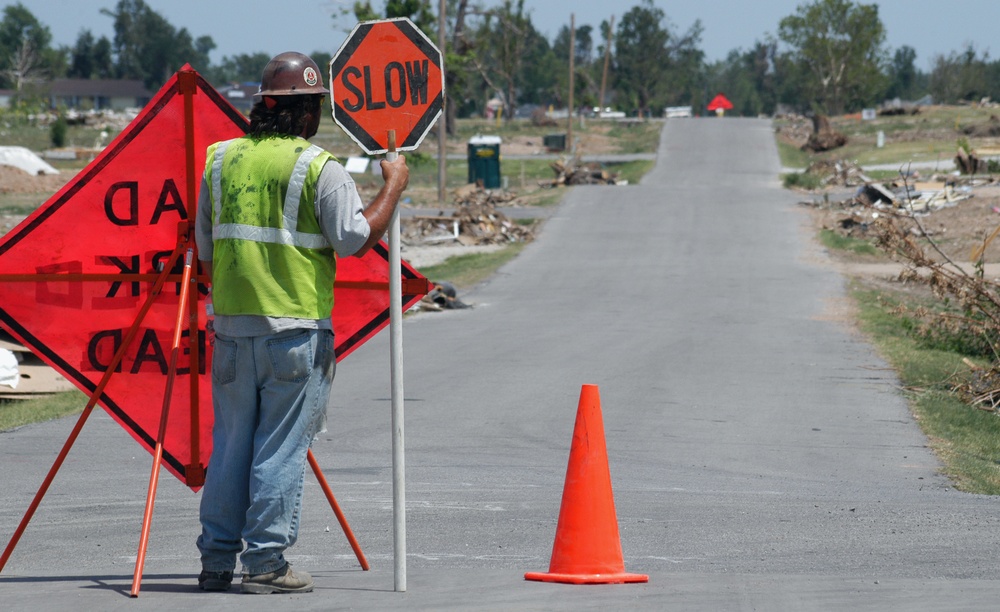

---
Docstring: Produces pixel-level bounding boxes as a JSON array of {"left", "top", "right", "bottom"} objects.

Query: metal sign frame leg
[{"left": 131, "top": 245, "right": 197, "bottom": 596}]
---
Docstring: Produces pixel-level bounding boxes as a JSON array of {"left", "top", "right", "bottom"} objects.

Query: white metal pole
[{"left": 385, "top": 144, "right": 406, "bottom": 592}]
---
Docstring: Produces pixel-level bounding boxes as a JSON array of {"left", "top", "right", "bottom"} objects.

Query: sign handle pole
[
  {"left": 0, "top": 246, "right": 185, "bottom": 574},
  {"left": 131, "top": 246, "right": 196, "bottom": 597},
  {"left": 386, "top": 130, "right": 406, "bottom": 592}
]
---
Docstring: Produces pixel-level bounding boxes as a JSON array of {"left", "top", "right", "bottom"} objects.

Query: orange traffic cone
[{"left": 525, "top": 384, "right": 648, "bottom": 584}]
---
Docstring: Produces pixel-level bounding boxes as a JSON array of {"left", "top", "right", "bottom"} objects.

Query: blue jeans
[{"left": 197, "top": 328, "right": 334, "bottom": 575}]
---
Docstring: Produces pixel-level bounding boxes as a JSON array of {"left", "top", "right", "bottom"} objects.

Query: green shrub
[{"left": 50, "top": 114, "right": 67, "bottom": 148}]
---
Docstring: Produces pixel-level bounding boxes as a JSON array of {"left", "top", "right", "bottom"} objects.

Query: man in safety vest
[{"left": 193, "top": 51, "right": 408, "bottom": 594}]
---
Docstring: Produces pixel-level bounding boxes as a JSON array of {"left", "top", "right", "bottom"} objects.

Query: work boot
[
  {"left": 198, "top": 569, "right": 233, "bottom": 592},
  {"left": 241, "top": 563, "right": 314, "bottom": 594}
]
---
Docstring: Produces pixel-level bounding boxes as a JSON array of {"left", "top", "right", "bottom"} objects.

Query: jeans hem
[{"left": 242, "top": 560, "right": 288, "bottom": 576}]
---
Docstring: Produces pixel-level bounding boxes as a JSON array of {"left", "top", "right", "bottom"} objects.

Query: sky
[{"left": 13, "top": 0, "right": 1000, "bottom": 72}]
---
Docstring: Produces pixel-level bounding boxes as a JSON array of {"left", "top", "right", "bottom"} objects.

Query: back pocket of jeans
[
  {"left": 267, "top": 331, "right": 312, "bottom": 383},
  {"left": 211, "top": 336, "right": 237, "bottom": 385}
]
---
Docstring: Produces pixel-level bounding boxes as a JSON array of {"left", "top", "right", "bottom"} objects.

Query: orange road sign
[
  {"left": 0, "top": 68, "right": 427, "bottom": 489},
  {"left": 330, "top": 18, "right": 444, "bottom": 154}
]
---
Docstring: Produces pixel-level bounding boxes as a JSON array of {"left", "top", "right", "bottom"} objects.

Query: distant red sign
[
  {"left": 330, "top": 18, "right": 444, "bottom": 154},
  {"left": 0, "top": 68, "right": 426, "bottom": 489}
]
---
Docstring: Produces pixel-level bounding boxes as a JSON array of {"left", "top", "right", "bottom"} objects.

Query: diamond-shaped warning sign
[
  {"left": 330, "top": 18, "right": 444, "bottom": 154},
  {"left": 0, "top": 67, "right": 426, "bottom": 489}
]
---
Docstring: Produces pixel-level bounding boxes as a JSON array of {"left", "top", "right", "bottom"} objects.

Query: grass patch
[
  {"left": 0, "top": 390, "right": 87, "bottom": 432},
  {"left": 819, "top": 228, "right": 879, "bottom": 256},
  {"left": 607, "top": 160, "right": 654, "bottom": 184},
  {"left": 853, "top": 285, "right": 1000, "bottom": 494},
  {"left": 776, "top": 140, "right": 812, "bottom": 169},
  {"left": 782, "top": 171, "right": 823, "bottom": 191},
  {"left": 416, "top": 243, "right": 526, "bottom": 289}
]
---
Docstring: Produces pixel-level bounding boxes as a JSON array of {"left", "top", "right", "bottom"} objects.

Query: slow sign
[{"left": 330, "top": 18, "right": 444, "bottom": 154}]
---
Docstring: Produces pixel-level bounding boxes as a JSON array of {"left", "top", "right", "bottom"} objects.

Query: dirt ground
[{"left": 0, "top": 164, "right": 67, "bottom": 196}]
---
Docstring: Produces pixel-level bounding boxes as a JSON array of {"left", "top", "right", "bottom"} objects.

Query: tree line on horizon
[{"left": 2, "top": 0, "right": 999, "bottom": 127}]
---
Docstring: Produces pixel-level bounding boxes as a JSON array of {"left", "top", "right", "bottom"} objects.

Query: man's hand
[
  {"left": 356, "top": 154, "right": 410, "bottom": 256},
  {"left": 380, "top": 155, "right": 410, "bottom": 192}
]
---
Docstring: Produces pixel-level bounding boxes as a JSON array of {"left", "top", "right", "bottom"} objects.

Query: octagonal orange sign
[{"left": 330, "top": 18, "right": 444, "bottom": 154}]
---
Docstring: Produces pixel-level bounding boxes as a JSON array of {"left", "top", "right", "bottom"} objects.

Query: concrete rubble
[{"left": 401, "top": 186, "right": 535, "bottom": 247}]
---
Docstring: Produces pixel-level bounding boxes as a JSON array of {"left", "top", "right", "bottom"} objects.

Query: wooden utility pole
[
  {"left": 567, "top": 13, "right": 574, "bottom": 152},
  {"left": 598, "top": 15, "right": 614, "bottom": 113},
  {"left": 438, "top": 0, "right": 447, "bottom": 203}
]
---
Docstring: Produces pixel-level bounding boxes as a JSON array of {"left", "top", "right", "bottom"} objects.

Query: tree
[
  {"left": 102, "top": 0, "right": 215, "bottom": 88},
  {"left": 614, "top": 0, "right": 670, "bottom": 116},
  {"left": 0, "top": 3, "right": 58, "bottom": 89},
  {"left": 885, "top": 45, "right": 920, "bottom": 100},
  {"left": 2, "top": 37, "right": 40, "bottom": 91},
  {"left": 348, "top": 0, "right": 435, "bottom": 32},
  {"left": 553, "top": 23, "right": 598, "bottom": 110},
  {"left": 69, "top": 29, "right": 115, "bottom": 79},
  {"left": 518, "top": 23, "right": 557, "bottom": 107},
  {"left": 705, "top": 41, "right": 779, "bottom": 117},
  {"left": 68, "top": 30, "right": 95, "bottom": 78},
  {"left": 473, "top": 0, "right": 536, "bottom": 121},
  {"left": 208, "top": 52, "right": 272, "bottom": 85},
  {"left": 93, "top": 36, "right": 113, "bottom": 78},
  {"left": 929, "top": 46, "right": 992, "bottom": 104},
  {"left": 663, "top": 19, "right": 705, "bottom": 110},
  {"left": 777, "top": 0, "right": 887, "bottom": 114}
]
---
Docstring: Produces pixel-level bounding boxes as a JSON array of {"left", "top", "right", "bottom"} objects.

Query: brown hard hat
[{"left": 256, "top": 51, "right": 330, "bottom": 99}]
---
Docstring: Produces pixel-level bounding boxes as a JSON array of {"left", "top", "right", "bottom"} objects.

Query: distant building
[
  {"left": 0, "top": 89, "right": 14, "bottom": 108},
  {"left": 216, "top": 82, "right": 260, "bottom": 114},
  {"left": 45, "top": 79, "right": 152, "bottom": 111}
]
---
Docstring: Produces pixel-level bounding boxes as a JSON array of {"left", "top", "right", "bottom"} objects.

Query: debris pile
[
  {"left": 420, "top": 281, "right": 471, "bottom": 311},
  {"left": 774, "top": 113, "right": 812, "bottom": 147},
  {"left": 803, "top": 160, "right": 871, "bottom": 187},
  {"left": 546, "top": 158, "right": 621, "bottom": 186},
  {"left": 961, "top": 115, "right": 1000, "bottom": 138},
  {"left": 954, "top": 359, "right": 1000, "bottom": 412},
  {"left": 401, "top": 198, "right": 534, "bottom": 246},
  {"left": 531, "top": 107, "right": 558, "bottom": 127},
  {"left": 878, "top": 99, "right": 920, "bottom": 116},
  {"left": 798, "top": 162, "right": 998, "bottom": 243}
]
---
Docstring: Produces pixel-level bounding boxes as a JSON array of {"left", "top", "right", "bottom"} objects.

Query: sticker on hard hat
[{"left": 303, "top": 67, "right": 319, "bottom": 87}]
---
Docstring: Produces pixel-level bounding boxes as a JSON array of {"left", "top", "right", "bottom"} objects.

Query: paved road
[{"left": 3, "top": 118, "right": 1000, "bottom": 610}]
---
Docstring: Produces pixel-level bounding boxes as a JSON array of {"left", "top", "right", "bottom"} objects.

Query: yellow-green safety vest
[{"left": 204, "top": 135, "right": 337, "bottom": 319}]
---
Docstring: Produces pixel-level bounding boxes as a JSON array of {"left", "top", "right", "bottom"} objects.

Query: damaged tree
[
  {"left": 802, "top": 114, "right": 848, "bottom": 152},
  {"left": 871, "top": 183, "right": 1000, "bottom": 412}
]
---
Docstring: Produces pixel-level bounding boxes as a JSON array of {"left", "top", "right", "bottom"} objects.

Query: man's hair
[{"left": 248, "top": 94, "right": 323, "bottom": 138}]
